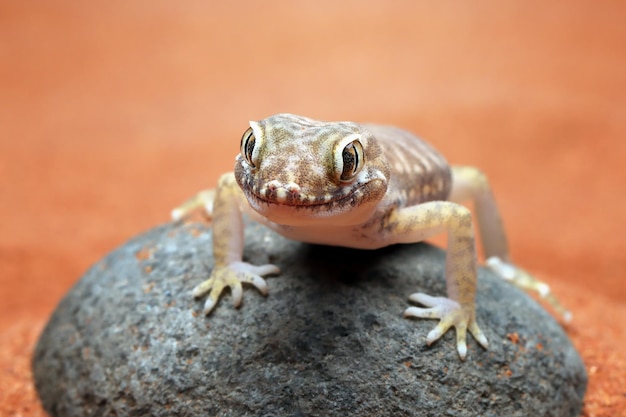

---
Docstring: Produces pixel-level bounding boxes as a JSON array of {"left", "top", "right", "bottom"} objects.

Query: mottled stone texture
[{"left": 33, "top": 220, "right": 586, "bottom": 417}]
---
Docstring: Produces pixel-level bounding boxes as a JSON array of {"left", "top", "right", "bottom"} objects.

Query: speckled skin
[{"left": 174, "top": 113, "right": 566, "bottom": 360}]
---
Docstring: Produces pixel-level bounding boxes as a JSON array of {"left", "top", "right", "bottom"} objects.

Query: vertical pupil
[
  {"left": 342, "top": 143, "right": 357, "bottom": 179},
  {"left": 241, "top": 128, "right": 256, "bottom": 166},
  {"left": 245, "top": 135, "right": 255, "bottom": 160},
  {"left": 353, "top": 143, "right": 359, "bottom": 170}
]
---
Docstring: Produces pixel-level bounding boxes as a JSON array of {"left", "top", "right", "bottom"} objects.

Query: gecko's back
[{"left": 364, "top": 124, "right": 452, "bottom": 208}]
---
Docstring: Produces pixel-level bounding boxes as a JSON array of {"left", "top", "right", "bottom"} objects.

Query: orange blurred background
[{"left": 1, "top": 1, "right": 625, "bottom": 416}]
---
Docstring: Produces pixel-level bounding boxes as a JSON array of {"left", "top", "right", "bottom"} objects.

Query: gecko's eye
[
  {"left": 339, "top": 139, "right": 364, "bottom": 182},
  {"left": 240, "top": 127, "right": 257, "bottom": 167}
]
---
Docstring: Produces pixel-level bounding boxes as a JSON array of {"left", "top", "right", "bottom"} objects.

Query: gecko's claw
[
  {"left": 193, "top": 261, "right": 280, "bottom": 315},
  {"left": 404, "top": 292, "right": 488, "bottom": 360},
  {"left": 202, "top": 297, "right": 216, "bottom": 316}
]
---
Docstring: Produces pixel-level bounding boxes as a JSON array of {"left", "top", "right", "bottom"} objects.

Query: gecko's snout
[{"left": 262, "top": 180, "right": 302, "bottom": 203}]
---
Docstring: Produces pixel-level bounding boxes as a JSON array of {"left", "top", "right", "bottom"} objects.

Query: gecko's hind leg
[
  {"left": 485, "top": 257, "right": 572, "bottom": 322},
  {"left": 171, "top": 189, "right": 216, "bottom": 221}
]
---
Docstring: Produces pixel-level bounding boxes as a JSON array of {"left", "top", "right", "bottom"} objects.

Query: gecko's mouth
[
  {"left": 244, "top": 183, "right": 363, "bottom": 210},
  {"left": 242, "top": 181, "right": 384, "bottom": 227}
]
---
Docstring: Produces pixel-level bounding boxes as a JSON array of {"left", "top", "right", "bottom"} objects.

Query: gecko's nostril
[
  {"left": 266, "top": 180, "right": 281, "bottom": 191},
  {"left": 260, "top": 181, "right": 302, "bottom": 203},
  {"left": 285, "top": 182, "right": 301, "bottom": 195}
]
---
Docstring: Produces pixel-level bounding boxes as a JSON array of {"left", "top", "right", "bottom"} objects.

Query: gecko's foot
[
  {"left": 193, "top": 261, "right": 280, "bottom": 315},
  {"left": 404, "top": 293, "right": 488, "bottom": 360},
  {"left": 486, "top": 256, "right": 572, "bottom": 323},
  {"left": 171, "top": 189, "right": 216, "bottom": 221}
]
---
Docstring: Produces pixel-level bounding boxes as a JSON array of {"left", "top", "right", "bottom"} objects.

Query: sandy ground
[{"left": 1, "top": 1, "right": 625, "bottom": 416}]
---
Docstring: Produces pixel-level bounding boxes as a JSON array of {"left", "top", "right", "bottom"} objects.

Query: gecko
[{"left": 172, "top": 113, "right": 569, "bottom": 360}]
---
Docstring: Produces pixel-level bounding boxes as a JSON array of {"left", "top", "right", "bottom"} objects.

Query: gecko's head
[{"left": 234, "top": 113, "right": 390, "bottom": 226}]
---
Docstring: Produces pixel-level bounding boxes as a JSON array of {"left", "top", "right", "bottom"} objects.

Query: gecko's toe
[
  {"left": 230, "top": 281, "right": 244, "bottom": 307},
  {"left": 252, "top": 264, "right": 281, "bottom": 276},
  {"left": 426, "top": 323, "right": 450, "bottom": 345},
  {"left": 192, "top": 279, "right": 215, "bottom": 298},
  {"left": 469, "top": 320, "right": 489, "bottom": 349},
  {"left": 240, "top": 275, "right": 268, "bottom": 296},
  {"left": 404, "top": 306, "right": 439, "bottom": 320}
]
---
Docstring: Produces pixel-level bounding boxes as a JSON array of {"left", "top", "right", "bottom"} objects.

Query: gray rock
[{"left": 33, "top": 219, "right": 586, "bottom": 417}]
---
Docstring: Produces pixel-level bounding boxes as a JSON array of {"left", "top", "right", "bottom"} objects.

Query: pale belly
[
  {"left": 262, "top": 219, "right": 388, "bottom": 249},
  {"left": 250, "top": 211, "right": 440, "bottom": 250}
]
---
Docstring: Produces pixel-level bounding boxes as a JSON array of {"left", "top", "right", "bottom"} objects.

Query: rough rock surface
[{"left": 33, "top": 219, "right": 586, "bottom": 417}]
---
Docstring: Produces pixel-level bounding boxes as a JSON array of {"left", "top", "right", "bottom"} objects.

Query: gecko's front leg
[
  {"left": 389, "top": 201, "right": 489, "bottom": 359},
  {"left": 184, "top": 173, "right": 280, "bottom": 315},
  {"left": 449, "top": 166, "right": 571, "bottom": 322}
]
